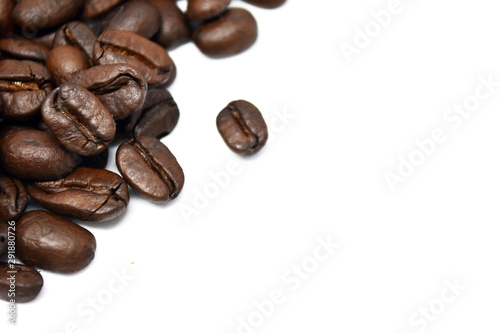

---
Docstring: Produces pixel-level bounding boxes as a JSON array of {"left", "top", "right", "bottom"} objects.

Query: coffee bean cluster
[{"left": 0, "top": 0, "right": 280, "bottom": 303}]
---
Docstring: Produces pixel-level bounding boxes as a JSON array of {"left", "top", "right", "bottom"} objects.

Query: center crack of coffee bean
[
  {"left": 230, "top": 107, "right": 259, "bottom": 149},
  {"left": 101, "top": 44, "right": 167, "bottom": 73},
  {"left": 54, "top": 99, "right": 104, "bottom": 145}
]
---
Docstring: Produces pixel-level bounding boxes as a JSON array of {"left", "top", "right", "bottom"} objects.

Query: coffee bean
[
  {"left": 0, "top": 222, "right": 7, "bottom": 257},
  {"left": 28, "top": 167, "right": 129, "bottom": 222},
  {"left": 216, "top": 100, "right": 268, "bottom": 156},
  {"left": 46, "top": 46, "right": 90, "bottom": 86},
  {"left": 0, "top": 0, "right": 14, "bottom": 38},
  {"left": 69, "top": 64, "right": 147, "bottom": 120},
  {"left": 126, "top": 88, "right": 180, "bottom": 139},
  {"left": 93, "top": 30, "right": 176, "bottom": 86},
  {"left": 33, "top": 31, "right": 57, "bottom": 50},
  {"left": 193, "top": 8, "right": 258, "bottom": 58},
  {"left": 0, "top": 174, "right": 28, "bottom": 221},
  {"left": 53, "top": 21, "right": 97, "bottom": 61},
  {"left": 116, "top": 137, "right": 184, "bottom": 202},
  {"left": 0, "top": 39, "right": 49, "bottom": 62},
  {"left": 81, "top": 148, "right": 109, "bottom": 169},
  {"left": 187, "top": 0, "right": 231, "bottom": 21},
  {"left": 17, "top": 210, "right": 96, "bottom": 273},
  {"left": 0, "top": 60, "right": 52, "bottom": 121},
  {"left": 101, "top": 0, "right": 161, "bottom": 39},
  {"left": 81, "top": 0, "right": 124, "bottom": 20},
  {"left": 146, "top": 0, "right": 190, "bottom": 50},
  {"left": 42, "top": 82, "right": 116, "bottom": 156},
  {"left": 12, "top": 0, "right": 84, "bottom": 31},
  {"left": 0, "top": 263, "right": 43, "bottom": 303},
  {"left": 242, "top": 0, "right": 286, "bottom": 8},
  {"left": 0, "top": 126, "right": 79, "bottom": 180}
]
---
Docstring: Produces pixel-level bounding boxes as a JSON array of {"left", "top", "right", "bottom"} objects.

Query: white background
[{"left": 3, "top": 0, "right": 500, "bottom": 332}]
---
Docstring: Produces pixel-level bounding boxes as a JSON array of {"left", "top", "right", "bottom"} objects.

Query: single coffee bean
[
  {"left": 69, "top": 64, "right": 147, "bottom": 120},
  {"left": 187, "top": 0, "right": 231, "bottom": 21},
  {"left": 0, "top": 263, "right": 43, "bottom": 303},
  {"left": 81, "top": 148, "right": 109, "bottom": 169},
  {"left": 101, "top": 0, "right": 161, "bottom": 39},
  {"left": 145, "top": 0, "right": 190, "bottom": 50},
  {"left": 46, "top": 46, "right": 90, "bottom": 86},
  {"left": 17, "top": 210, "right": 96, "bottom": 273},
  {"left": 0, "top": 0, "right": 14, "bottom": 38},
  {"left": 0, "top": 60, "right": 52, "bottom": 121},
  {"left": 0, "top": 126, "right": 79, "bottom": 180},
  {"left": 28, "top": 167, "right": 129, "bottom": 222},
  {"left": 11, "top": 0, "right": 84, "bottom": 31},
  {"left": 33, "top": 31, "right": 57, "bottom": 50},
  {"left": 42, "top": 82, "right": 115, "bottom": 156},
  {"left": 0, "top": 174, "right": 28, "bottom": 221},
  {"left": 93, "top": 30, "right": 176, "bottom": 86},
  {"left": 0, "top": 39, "right": 49, "bottom": 62},
  {"left": 81, "top": 0, "right": 124, "bottom": 20},
  {"left": 216, "top": 100, "right": 268, "bottom": 156},
  {"left": 126, "top": 88, "right": 180, "bottom": 139},
  {"left": 242, "top": 0, "right": 286, "bottom": 8},
  {"left": 53, "top": 22, "right": 97, "bottom": 61},
  {"left": 0, "top": 222, "right": 7, "bottom": 257},
  {"left": 193, "top": 8, "right": 258, "bottom": 58},
  {"left": 116, "top": 137, "right": 184, "bottom": 202}
]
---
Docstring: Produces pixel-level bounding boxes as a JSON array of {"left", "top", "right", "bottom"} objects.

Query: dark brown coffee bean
[
  {"left": 28, "top": 167, "right": 129, "bottom": 222},
  {"left": 216, "top": 100, "right": 268, "bottom": 156},
  {"left": 0, "top": 60, "right": 52, "bottom": 121},
  {"left": 0, "top": 174, "right": 28, "bottom": 221},
  {"left": 0, "top": 263, "right": 43, "bottom": 303},
  {"left": 146, "top": 0, "right": 190, "bottom": 50},
  {"left": 101, "top": 0, "right": 161, "bottom": 39},
  {"left": 116, "top": 137, "right": 184, "bottom": 202},
  {"left": 33, "top": 31, "right": 56, "bottom": 50},
  {"left": 0, "top": 126, "right": 79, "bottom": 180},
  {"left": 46, "top": 46, "right": 90, "bottom": 86},
  {"left": 193, "top": 8, "right": 258, "bottom": 58},
  {"left": 187, "top": 0, "right": 231, "bottom": 21},
  {"left": 11, "top": 0, "right": 84, "bottom": 31},
  {"left": 81, "top": 148, "right": 109, "bottom": 169},
  {"left": 242, "top": 0, "right": 286, "bottom": 8},
  {"left": 81, "top": 0, "right": 124, "bottom": 20},
  {"left": 17, "top": 210, "right": 96, "bottom": 273},
  {"left": 0, "top": 0, "right": 14, "bottom": 38},
  {"left": 53, "top": 22, "right": 97, "bottom": 61},
  {"left": 0, "top": 222, "right": 7, "bottom": 257},
  {"left": 0, "top": 39, "right": 49, "bottom": 62},
  {"left": 126, "top": 88, "right": 179, "bottom": 139},
  {"left": 42, "top": 82, "right": 115, "bottom": 156},
  {"left": 69, "top": 64, "right": 147, "bottom": 120},
  {"left": 93, "top": 30, "right": 176, "bottom": 86}
]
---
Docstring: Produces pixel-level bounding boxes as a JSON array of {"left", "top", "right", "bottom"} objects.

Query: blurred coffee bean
[
  {"left": 0, "top": 0, "right": 14, "bottom": 38},
  {"left": 53, "top": 22, "right": 97, "bottom": 61},
  {"left": 81, "top": 0, "right": 124, "bottom": 20},
  {"left": 146, "top": 0, "right": 190, "bottom": 50},
  {"left": 0, "top": 263, "right": 43, "bottom": 303},
  {"left": 242, "top": 0, "right": 286, "bottom": 8},
  {"left": 46, "top": 46, "right": 89, "bottom": 85},
  {"left": 187, "top": 0, "right": 231, "bottom": 21},
  {"left": 0, "top": 39, "right": 49, "bottom": 62},
  {"left": 11, "top": 0, "right": 84, "bottom": 31}
]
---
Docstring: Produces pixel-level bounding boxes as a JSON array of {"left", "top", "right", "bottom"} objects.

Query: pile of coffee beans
[{"left": 0, "top": 0, "right": 280, "bottom": 303}]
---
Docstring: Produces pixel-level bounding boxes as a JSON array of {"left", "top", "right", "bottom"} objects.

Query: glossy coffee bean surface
[
  {"left": 0, "top": 174, "right": 28, "bottom": 221},
  {"left": 0, "top": 263, "right": 43, "bottom": 303}
]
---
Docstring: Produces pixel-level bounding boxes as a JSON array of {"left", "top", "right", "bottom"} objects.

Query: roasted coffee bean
[
  {"left": 242, "top": 0, "right": 286, "bottom": 8},
  {"left": 101, "top": 0, "right": 161, "bottom": 39},
  {"left": 28, "top": 167, "right": 129, "bottom": 222},
  {"left": 0, "top": 39, "right": 49, "bottom": 62},
  {"left": 116, "top": 137, "right": 184, "bottom": 202},
  {"left": 81, "top": 148, "right": 109, "bottom": 169},
  {"left": 11, "top": 0, "right": 84, "bottom": 31},
  {"left": 0, "top": 0, "right": 14, "bottom": 38},
  {"left": 0, "top": 60, "right": 52, "bottom": 121},
  {"left": 216, "top": 100, "right": 268, "bottom": 156},
  {"left": 146, "top": 0, "right": 190, "bottom": 50},
  {"left": 17, "top": 210, "right": 96, "bottom": 273},
  {"left": 46, "top": 46, "right": 89, "bottom": 85},
  {"left": 42, "top": 82, "right": 115, "bottom": 156},
  {"left": 53, "top": 22, "right": 97, "bottom": 61},
  {"left": 126, "top": 88, "right": 179, "bottom": 139},
  {"left": 33, "top": 31, "right": 57, "bottom": 50},
  {"left": 0, "top": 174, "right": 28, "bottom": 221},
  {"left": 93, "top": 30, "right": 176, "bottom": 86},
  {"left": 0, "top": 263, "right": 43, "bottom": 303},
  {"left": 187, "top": 0, "right": 231, "bottom": 21},
  {"left": 0, "top": 222, "right": 7, "bottom": 257},
  {"left": 81, "top": 0, "right": 124, "bottom": 20},
  {"left": 0, "top": 126, "right": 79, "bottom": 180},
  {"left": 70, "top": 64, "right": 147, "bottom": 120},
  {"left": 193, "top": 8, "right": 258, "bottom": 58}
]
